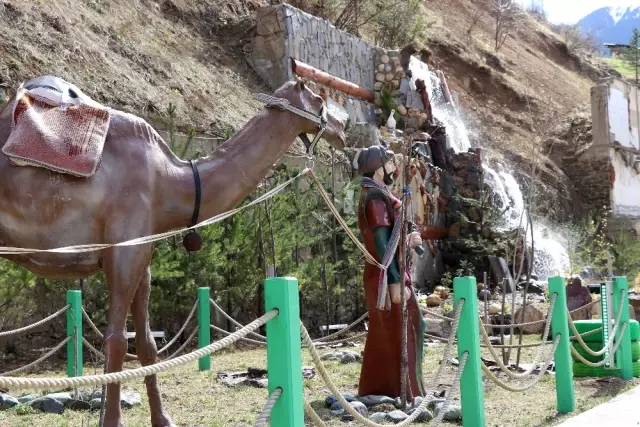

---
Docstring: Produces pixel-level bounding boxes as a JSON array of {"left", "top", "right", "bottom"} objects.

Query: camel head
[{"left": 272, "top": 79, "right": 346, "bottom": 151}]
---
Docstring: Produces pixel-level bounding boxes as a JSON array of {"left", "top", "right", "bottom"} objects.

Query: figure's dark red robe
[{"left": 357, "top": 186, "right": 426, "bottom": 399}]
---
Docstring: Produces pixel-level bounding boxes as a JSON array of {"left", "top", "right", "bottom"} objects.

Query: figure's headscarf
[{"left": 352, "top": 144, "right": 395, "bottom": 185}]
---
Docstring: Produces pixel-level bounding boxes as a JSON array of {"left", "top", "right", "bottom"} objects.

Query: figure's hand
[
  {"left": 408, "top": 231, "right": 422, "bottom": 249},
  {"left": 390, "top": 283, "right": 412, "bottom": 304}
]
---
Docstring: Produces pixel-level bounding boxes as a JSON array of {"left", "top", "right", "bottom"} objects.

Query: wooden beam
[{"left": 290, "top": 58, "right": 375, "bottom": 103}]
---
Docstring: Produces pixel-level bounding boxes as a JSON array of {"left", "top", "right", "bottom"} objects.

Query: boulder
[
  {"left": 0, "top": 394, "right": 19, "bottom": 410},
  {"left": 425, "top": 318, "right": 451, "bottom": 338},
  {"left": 345, "top": 123, "right": 380, "bottom": 149},
  {"left": 357, "top": 395, "right": 396, "bottom": 407},
  {"left": 512, "top": 305, "right": 545, "bottom": 334},
  {"left": 426, "top": 294, "right": 442, "bottom": 307},
  {"left": 28, "top": 397, "right": 64, "bottom": 414}
]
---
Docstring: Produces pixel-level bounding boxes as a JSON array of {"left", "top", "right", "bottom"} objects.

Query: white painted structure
[{"left": 591, "top": 78, "right": 640, "bottom": 231}]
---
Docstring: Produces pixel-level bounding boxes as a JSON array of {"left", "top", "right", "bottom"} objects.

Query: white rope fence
[
  {"left": 300, "top": 300, "right": 465, "bottom": 427},
  {"left": 0, "top": 337, "right": 71, "bottom": 376},
  {"left": 254, "top": 387, "right": 283, "bottom": 427},
  {"left": 0, "top": 305, "right": 70, "bottom": 338},
  {"left": 479, "top": 294, "right": 556, "bottom": 380},
  {"left": 0, "top": 310, "right": 277, "bottom": 389},
  {"left": 0, "top": 169, "right": 306, "bottom": 255}
]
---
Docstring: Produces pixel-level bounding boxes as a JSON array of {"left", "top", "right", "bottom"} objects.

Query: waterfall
[
  {"left": 404, "top": 57, "right": 569, "bottom": 280},
  {"left": 405, "top": 57, "right": 471, "bottom": 153},
  {"left": 483, "top": 160, "right": 570, "bottom": 280}
]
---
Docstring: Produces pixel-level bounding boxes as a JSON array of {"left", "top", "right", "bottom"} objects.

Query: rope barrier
[
  {"left": 570, "top": 327, "right": 603, "bottom": 340},
  {"left": 83, "top": 337, "right": 106, "bottom": 361},
  {"left": 315, "top": 312, "right": 368, "bottom": 341},
  {"left": 211, "top": 324, "right": 266, "bottom": 345},
  {"left": 570, "top": 322, "right": 627, "bottom": 367},
  {"left": 0, "top": 310, "right": 277, "bottom": 389},
  {"left": 568, "top": 289, "right": 625, "bottom": 357},
  {"left": 0, "top": 305, "right": 70, "bottom": 338},
  {"left": 299, "top": 300, "right": 464, "bottom": 427},
  {"left": 479, "top": 294, "right": 556, "bottom": 380},
  {"left": 0, "top": 170, "right": 306, "bottom": 255},
  {"left": 210, "top": 299, "right": 267, "bottom": 342},
  {"left": 254, "top": 387, "right": 283, "bottom": 427},
  {"left": 166, "top": 327, "right": 199, "bottom": 360},
  {"left": 157, "top": 302, "right": 198, "bottom": 354},
  {"left": 0, "top": 337, "right": 71, "bottom": 376},
  {"left": 481, "top": 334, "right": 560, "bottom": 392},
  {"left": 308, "top": 170, "right": 383, "bottom": 269}
]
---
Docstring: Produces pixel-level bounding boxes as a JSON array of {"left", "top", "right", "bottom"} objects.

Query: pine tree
[{"left": 623, "top": 28, "right": 640, "bottom": 84}]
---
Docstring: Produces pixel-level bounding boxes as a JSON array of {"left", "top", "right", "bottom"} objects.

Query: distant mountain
[{"left": 578, "top": 6, "right": 640, "bottom": 45}]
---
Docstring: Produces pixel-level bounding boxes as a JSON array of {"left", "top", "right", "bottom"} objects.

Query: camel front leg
[
  {"left": 103, "top": 245, "right": 152, "bottom": 427},
  {"left": 130, "top": 266, "right": 175, "bottom": 427}
]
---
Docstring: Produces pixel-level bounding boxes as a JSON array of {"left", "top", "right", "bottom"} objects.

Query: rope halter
[{"left": 253, "top": 93, "right": 328, "bottom": 163}]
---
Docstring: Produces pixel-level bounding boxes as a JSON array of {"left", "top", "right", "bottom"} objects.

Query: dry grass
[
  {"left": 0, "top": 334, "right": 638, "bottom": 427},
  {"left": 0, "top": 0, "right": 268, "bottom": 134}
]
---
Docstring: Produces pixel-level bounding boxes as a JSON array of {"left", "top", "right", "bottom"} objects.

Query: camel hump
[{"left": 22, "top": 75, "right": 104, "bottom": 109}]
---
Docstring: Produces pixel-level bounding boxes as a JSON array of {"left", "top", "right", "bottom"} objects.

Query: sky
[{"left": 517, "top": 0, "right": 638, "bottom": 24}]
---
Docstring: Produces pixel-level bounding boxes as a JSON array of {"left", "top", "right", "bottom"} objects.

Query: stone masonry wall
[
  {"left": 244, "top": 4, "right": 376, "bottom": 123},
  {"left": 563, "top": 154, "right": 611, "bottom": 214}
]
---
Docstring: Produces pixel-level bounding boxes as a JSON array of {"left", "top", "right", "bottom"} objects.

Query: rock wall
[{"left": 244, "top": 4, "right": 377, "bottom": 123}]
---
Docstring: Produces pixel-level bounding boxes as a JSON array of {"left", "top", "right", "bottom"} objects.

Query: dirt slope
[
  {"left": 0, "top": 0, "right": 268, "bottom": 135},
  {"left": 420, "top": 0, "right": 617, "bottom": 217}
]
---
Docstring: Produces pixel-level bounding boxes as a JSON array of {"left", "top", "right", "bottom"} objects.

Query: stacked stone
[{"left": 373, "top": 49, "right": 408, "bottom": 117}]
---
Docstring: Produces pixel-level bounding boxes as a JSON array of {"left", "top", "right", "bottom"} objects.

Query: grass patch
[
  {"left": 602, "top": 57, "right": 638, "bottom": 80},
  {"left": 0, "top": 336, "right": 638, "bottom": 426}
]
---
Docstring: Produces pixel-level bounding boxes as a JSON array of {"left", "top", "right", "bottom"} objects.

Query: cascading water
[
  {"left": 405, "top": 57, "right": 471, "bottom": 153},
  {"left": 483, "top": 160, "right": 570, "bottom": 280},
  {"left": 403, "top": 58, "right": 570, "bottom": 279}
]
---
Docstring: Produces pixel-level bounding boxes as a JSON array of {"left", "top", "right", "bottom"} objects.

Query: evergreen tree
[{"left": 623, "top": 28, "right": 640, "bottom": 84}]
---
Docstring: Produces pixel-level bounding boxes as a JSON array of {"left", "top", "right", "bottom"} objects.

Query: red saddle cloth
[{"left": 2, "top": 90, "right": 110, "bottom": 178}]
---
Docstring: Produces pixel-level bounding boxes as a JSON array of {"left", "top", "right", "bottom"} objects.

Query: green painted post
[
  {"left": 613, "top": 276, "right": 633, "bottom": 379},
  {"left": 265, "top": 277, "right": 304, "bottom": 427},
  {"left": 453, "top": 276, "right": 485, "bottom": 427},
  {"left": 66, "top": 290, "right": 83, "bottom": 377},
  {"left": 197, "top": 287, "right": 211, "bottom": 371},
  {"left": 549, "top": 276, "right": 575, "bottom": 414}
]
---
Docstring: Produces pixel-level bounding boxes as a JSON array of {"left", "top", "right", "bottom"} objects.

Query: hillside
[
  {"left": 0, "top": 0, "right": 269, "bottom": 135},
  {"left": 0, "top": 0, "right": 619, "bottom": 218},
  {"left": 418, "top": 0, "right": 619, "bottom": 218},
  {"left": 579, "top": 5, "right": 640, "bottom": 45}
]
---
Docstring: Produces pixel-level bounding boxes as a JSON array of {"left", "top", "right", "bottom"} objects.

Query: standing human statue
[{"left": 353, "top": 144, "right": 427, "bottom": 400}]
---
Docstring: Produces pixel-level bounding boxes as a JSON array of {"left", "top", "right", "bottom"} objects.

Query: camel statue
[{"left": 0, "top": 75, "right": 346, "bottom": 427}]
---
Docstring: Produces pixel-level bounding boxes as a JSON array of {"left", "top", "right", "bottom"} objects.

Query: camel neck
[{"left": 156, "top": 109, "right": 305, "bottom": 232}]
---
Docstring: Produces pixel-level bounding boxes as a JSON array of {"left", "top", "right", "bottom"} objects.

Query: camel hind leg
[{"left": 130, "top": 265, "right": 174, "bottom": 427}]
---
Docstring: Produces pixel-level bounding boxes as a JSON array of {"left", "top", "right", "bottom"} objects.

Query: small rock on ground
[
  {"left": 341, "top": 401, "right": 368, "bottom": 421},
  {"left": 28, "top": 397, "right": 64, "bottom": 414},
  {"left": 369, "top": 412, "right": 386, "bottom": 422},
  {"left": 0, "top": 394, "right": 19, "bottom": 410},
  {"left": 120, "top": 392, "right": 141, "bottom": 409},
  {"left": 407, "top": 407, "right": 434, "bottom": 422},
  {"left": 44, "top": 392, "right": 72, "bottom": 405},
  {"left": 357, "top": 395, "right": 396, "bottom": 407},
  {"left": 386, "top": 409, "right": 409, "bottom": 423},
  {"left": 435, "top": 402, "right": 462, "bottom": 421},
  {"left": 17, "top": 394, "right": 39, "bottom": 404}
]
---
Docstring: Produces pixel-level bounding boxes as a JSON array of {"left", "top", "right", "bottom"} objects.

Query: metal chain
[
  {"left": 0, "top": 310, "right": 277, "bottom": 389},
  {"left": 0, "top": 305, "right": 70, "bottom": 337},
  {"left": 568, "top": 289, "right": 625, "bottom": 356},
  {"left": 0, "top": 337, "right": 71, "bottom": 376},
  {"left": 570, "top": 322, "right": 628, "bottom": 367},
  {"left": 481, "top": 334, "right": 560, "bottom": 392},
  {"left": 479, "top": 294, "right": 556, "bottom": 379},
  {"left": 253, "top": 387, "right": 283, "bottom": 427}
]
